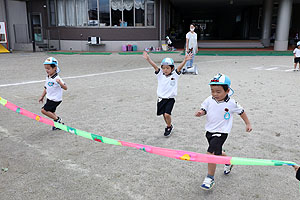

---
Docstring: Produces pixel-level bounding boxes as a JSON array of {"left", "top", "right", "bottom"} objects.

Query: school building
[{"left": 0, "top": 0, "right": 300, "bottom": 52}]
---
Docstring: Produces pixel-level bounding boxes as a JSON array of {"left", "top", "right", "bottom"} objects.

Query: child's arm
[
  {"left": 195, "top": 109, "right": 206, "bottom": 117},
  {"left": 186, "top": 38, "right": 189, "bottom": 53},
  {"left": 177, "top": 53, "right": 193, "bottom": 72},
  {"left": 143, "top": 51, "right": 159, "bottom": 72},
  {"left": 56, "top": 79, "right": 68, "bottom": 90},
  {"left": 240, "top": 112, "right": 252, "bottom": 132},
  {"left": 39, "top": 88, "right": 47, "bottom": 103}
]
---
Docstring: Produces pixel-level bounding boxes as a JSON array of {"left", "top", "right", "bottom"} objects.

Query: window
[
  {"left": 57, "top": 0, "right": 65, "bottom": 26},
  {"left": 135, "top": 0, "right": 145, "bottom": 26},
  {"left": 146, "top": 0, "right": 154, "bottom": 26},
  {"left": 76, "top": 0, "right": 88, "bottom": 26},
  {"left": 66, "top": 0, "right": 75, "bottom": 26},
  {"left": 123, "top": 0, "right": 134, "bottom": 26},
  {"left": 88, "top": 0, "right": 98, "bottom": 26},
  {"left": 49, "top": 0, "right": 56, "bottom": 26},
  {"left": 54, "top": 0, "right": 155, "bottom": 27},
  {"left": 99, "top": 0, "right": 110, "bottom": 26}
]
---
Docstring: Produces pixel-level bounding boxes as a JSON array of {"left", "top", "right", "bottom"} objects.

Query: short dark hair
[
  {"left": 50, "top": 64, "right": 57, "bottom": 68},
  {"left": 161, "top": 65, "right": 175, "bottom": 70},
  {"left": 210, "top": 84, "right": 229, "bottom": 91}
]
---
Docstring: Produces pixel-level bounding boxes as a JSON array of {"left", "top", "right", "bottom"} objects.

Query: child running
[
  {"left": 195, "top": 73, "right": 252, "bottom": 190},
  {"left": 39, "top": 57, "right": 67, "bottom": 130},
  {"left": 293, "top": 44, "right": 300, "bottom": 71},
  {"left": 292, "top": 165, "right": 300, "bottom": 181},
  {"left": 143, "top": 51, "right": 192, "bottom": 137}
]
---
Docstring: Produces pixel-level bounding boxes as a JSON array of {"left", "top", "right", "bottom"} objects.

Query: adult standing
[{"left": 183, "top": 24, "right": 198, "bottom": 74}]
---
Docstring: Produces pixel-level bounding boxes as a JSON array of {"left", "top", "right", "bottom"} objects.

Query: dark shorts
[
  {"left": 42, "top": 99, "right": 62, "bottom": 113},
  {"left": 157, "top": 98, "right": 175, "bottom": 116},
  {"left": 294, "top": 57, "right": 300, "bottom": 63},
  {"left": 206, "top": 131, "right": 228, "bottom": 155}
]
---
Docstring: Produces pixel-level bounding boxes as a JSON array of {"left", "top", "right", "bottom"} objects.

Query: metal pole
[
  {"left": 29, "top": 0, "right": 36, "bottom": 52},
  {"left": 159, "top": 0, "right": 162, "bottom": 47}
]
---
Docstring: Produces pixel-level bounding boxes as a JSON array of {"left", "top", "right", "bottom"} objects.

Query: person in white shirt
[
  {"left": 293, "top": 45, "right": 300, "bottom": 71},
  {"left": 143, "top": 51, "right": 192, "bottom": 137},
  {"left": 183, "top": 24, "right": 198, "bottom": 73},
  {"left": 195, "top": 73, "right": 252, "bottom": 190},
  {"left": 39, "top": 57, "right": 67, "bottom": 131}
]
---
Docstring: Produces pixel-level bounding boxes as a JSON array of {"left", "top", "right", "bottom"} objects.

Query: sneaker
[
  {"left": 201, "top": 177, "right": 215, "bottom": 190},
  {"left": 52, "top": 117, "right": 63, "bottom": 131},
  {"left": 224, "top": 164, "right": 233, "bottom": 175},
  {"left": 194, "top": 67, "right": 198, "bottom": 75},
  {"left": 164, "top": 125, "right": 173, "bottom": 137}
]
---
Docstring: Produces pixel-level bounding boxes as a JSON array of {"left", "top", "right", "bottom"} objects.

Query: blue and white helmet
[
  {"left": 209, "top": 73, "right": 231, "bottom": 86},
  {"left": 209, "top": 73, "right": 234, "bottom": 96},
  {"left": 297, "top": 41, "right": 300, "bottom": 46},
  {"left": 161, "top": 57, "right": 174, "bottom": 66},
  {"left": 43, "top": 57, "right": 60, "bottom": 73}
]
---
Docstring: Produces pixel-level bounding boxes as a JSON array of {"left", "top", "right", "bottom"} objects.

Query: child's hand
[
  {"left": 185, "top": 52, "right": 193, "bottom": 61},
  {"left": 246, "top": 124, "right": 252, "bottom": 132},
  {"left": 143, "top": 51, "right": 150, "bottom": 60},
  {"left": 38, "top": 97, "right": 44, "bottom": 103},
  {"left": 195, "top": 110, "right": 205, "bottom": 117}
]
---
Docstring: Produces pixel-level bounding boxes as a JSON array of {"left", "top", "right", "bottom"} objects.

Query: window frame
[{"left": 49, "top": 0, "right": 156, "bottom": 28}]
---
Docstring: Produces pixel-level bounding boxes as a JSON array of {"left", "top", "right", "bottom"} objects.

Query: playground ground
[{"left": 0, "top": 51, "right": 299, "bottom": 199}]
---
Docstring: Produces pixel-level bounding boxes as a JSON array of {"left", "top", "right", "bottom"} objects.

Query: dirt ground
[{"left": 0, "top": 52, "right": 299, "bottom": 200}]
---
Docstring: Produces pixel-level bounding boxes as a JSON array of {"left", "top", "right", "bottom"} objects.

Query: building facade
[{"left": 1, "top": 0, "right": 300, "bottom": 51}]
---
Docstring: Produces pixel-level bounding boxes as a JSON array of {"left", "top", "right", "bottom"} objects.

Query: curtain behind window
[
  {"left": 76, "top": 0, "right": 88, "bottom": 26},
  {"left": 66, "top": 0, "right": 76, "bottom": 26},
  {"left": 57, "top": 0, "right": 65, "bottom": 26},
  {"left": 147, "top": 0, "right": 154, "bottom": 26}
]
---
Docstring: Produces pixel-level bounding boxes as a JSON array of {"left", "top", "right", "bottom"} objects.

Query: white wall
[
  {"left": 0, "top": 0, "right": 6, "bottom": 22},
  {"left": 51, "top": 40, "right": 160, "bottom": 52}
]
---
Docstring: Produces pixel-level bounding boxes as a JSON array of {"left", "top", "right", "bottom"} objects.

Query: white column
[
  {"left": 261, "top": 0, "right": 273, "bottom": 47},
  {"left": 274, "top": 0, "right": 293, "bottom": 51}
]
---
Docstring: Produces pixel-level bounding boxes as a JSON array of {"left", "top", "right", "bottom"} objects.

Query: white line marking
[
  {"left": 285, "top": 69, "right": 295, "bottom": 72},
  {"left": 265, "top": 67, "right": 279, "bottom": 71},
  {"left": 0, "top": 67, "right": 151, "bottom": 88},
  {"left": 252, "top": 67, "right": 264, "bottom": 70}
]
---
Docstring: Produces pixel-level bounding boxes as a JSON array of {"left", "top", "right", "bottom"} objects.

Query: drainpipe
[{"left": 159, "top": 0, "right": 162, "bottom": 47}]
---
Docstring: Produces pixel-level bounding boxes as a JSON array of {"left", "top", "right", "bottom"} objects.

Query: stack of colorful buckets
[{"left": 122, "top": 44, "right": 137, "bottom": 52}]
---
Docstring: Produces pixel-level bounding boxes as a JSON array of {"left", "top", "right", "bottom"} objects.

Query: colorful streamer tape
[{"left": 0, "top": 96, "right": 297, "bottom": 166}]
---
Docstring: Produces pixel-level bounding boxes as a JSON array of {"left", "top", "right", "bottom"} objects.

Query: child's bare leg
[
  {"left": 41, "top": 108, "right": 58, "bottom": 120},
  {"left": 207, "top": 152, "right": 217, "bottom": 176},
  {"left": 163, "top": 113, "right": 172, "bottom": 127},
  {"left": 221, "top": 151, "right": 227, "bottom": 156},
  {"left": 294, "top": 63, "right": 297, "bottom": 70}
]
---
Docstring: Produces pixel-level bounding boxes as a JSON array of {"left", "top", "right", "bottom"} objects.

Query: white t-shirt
[
  {"left": 186, "top": 31, "right": 198, "bottom": 54},
  {"left": 293, "top": 48, "right": 300, "bottom": 57},
  {"left": 156, "top": 69, "right": 181, "bottom": 98},
  {"left": 201, "top": 95, "right": 244, "bottom": 134},
  {"left": 44, "top": 73, "right": 65, "bottom": 102}
]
